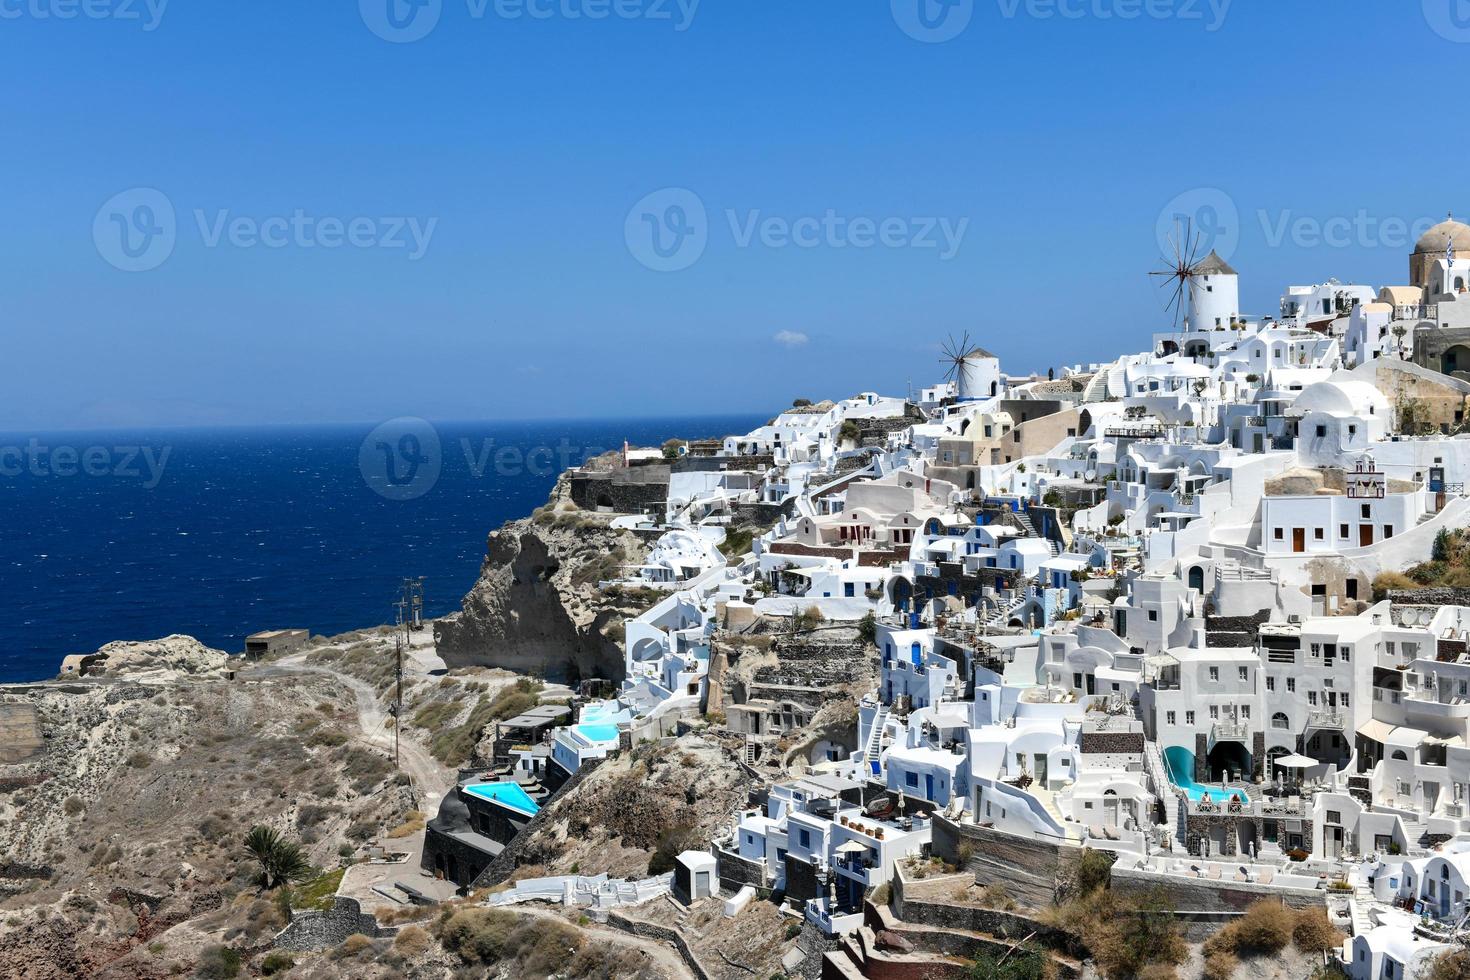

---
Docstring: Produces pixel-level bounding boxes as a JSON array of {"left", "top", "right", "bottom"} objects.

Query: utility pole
[{"left": 392, "top": 577, "right": 426, "bottom": 770}]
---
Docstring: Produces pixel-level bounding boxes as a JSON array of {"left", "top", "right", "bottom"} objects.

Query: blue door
[{"left": 925, "top": 773, "right": 935, "bottom": 801}]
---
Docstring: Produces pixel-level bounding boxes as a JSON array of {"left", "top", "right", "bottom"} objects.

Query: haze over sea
[{"left": 0, "top": 415, "right": 762, "bottom": 683}]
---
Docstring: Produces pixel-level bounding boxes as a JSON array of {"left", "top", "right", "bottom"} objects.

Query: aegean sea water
[{"left": 0, "top": 416, "right": 763, "bottom": 683}]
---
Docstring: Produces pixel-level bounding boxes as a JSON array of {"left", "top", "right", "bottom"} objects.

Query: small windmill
[
  {"left": 1150, "top": 217, "right": 1208, "bottom": 331},
  {"left": 940, "top": 331, "right": 976, "bottom": 396}
]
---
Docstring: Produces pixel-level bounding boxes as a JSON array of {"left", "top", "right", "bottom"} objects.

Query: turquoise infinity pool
[
  {"left": 577, "top": 723, "right": 621, "bottom": 744},
  {"left": 464, "top": 781, "right": 540, "bottom": 815},
  {"left": 1163, "top": 746, "right": 1250, "bottom": 804}
]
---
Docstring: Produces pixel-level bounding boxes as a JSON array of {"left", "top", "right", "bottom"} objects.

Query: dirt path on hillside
[{"left": 514, "top": 905, "right": 695, "bottom": 980}]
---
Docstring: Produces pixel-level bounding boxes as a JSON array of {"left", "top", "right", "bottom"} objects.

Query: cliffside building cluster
[{"left": 434, "top": 219, "right": 1470, "bottom": 977}]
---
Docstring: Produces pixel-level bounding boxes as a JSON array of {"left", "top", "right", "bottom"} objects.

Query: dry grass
[
  {"left": 1204, "top": 901, "right": 1341, "bottom": 964},
  {"left": 386, "top": 810, "right": 426, "bottom": 839},
  {"left": 1202, "top": 950, "right": 1239, "bottom": 980},
  {"left": 1291, "top": 906, "right": 1343, "bottom": 953}
]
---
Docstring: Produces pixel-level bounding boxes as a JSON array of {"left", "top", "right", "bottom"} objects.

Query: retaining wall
[
  {"left": 890, "top": 870, "right": 1088, "bottom": 960},
  {"left": 931, "top": 815, "right": 1085, "bottom": 908},
  {"left": 271, "top": 897, "right": 398, "bottom": 952},
  {"left": 606, "top": 910, "right": 711, "bottom": 980}
]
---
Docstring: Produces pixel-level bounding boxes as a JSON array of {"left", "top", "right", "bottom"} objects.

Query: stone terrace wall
[
  {"left": 931, "top": 816, "right": 1084, "bottom": 909},
  {"left": 1389, "top": 588, "right": 1470, "bottom": 606},
  {"left": 890, "top": 871, "right": 1088, "bottom": 960},
  {"left": 606, "top": 910, "right": 711, "bottom": 980},
  {"left": 757, "top": 636, "right": 873, "bottom": 692},
  {"left": 271, "top": 897, "right": 397, "bottom": 952},
  {"left": 864, "top": 905, "right": 1087, "bottom": 980},
  {"left": 1110, "top": 865, "right": 1325, "bottom": 940}
]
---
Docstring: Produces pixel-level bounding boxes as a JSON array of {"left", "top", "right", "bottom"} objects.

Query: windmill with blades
[
  {"left": 940, "top": 332, "right": 999, "bottom": 403},
  {"left": 1150, "top": 218, "right": 1240, "bottom": 342}
]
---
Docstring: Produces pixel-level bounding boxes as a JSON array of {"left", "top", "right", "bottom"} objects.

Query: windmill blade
[{"left": 939, "top": 331, "right": 973, "bottom": 382}]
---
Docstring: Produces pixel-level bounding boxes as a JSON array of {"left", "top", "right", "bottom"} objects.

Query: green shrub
[
  {"left": 1075, "top": 848, "right": 1114, "bottom": 895},
  {"left": 440, "top": 908, "right": 517, "bottom": 964},
  {"left": 719, "top": 527, "right": 754, "bottom": 558},
  {"left": 260, "top": 951, "right": 294, "bottom": 976},
  {"left": 648, "top": 825, "right": 701, "bottom": 875},
  {"left": 307, "top": 728, "right": 348, "bottom": 749},
  {"left": 968, "top": 945, "right": 1053, "bottom": 980},
  {"left": 195, "top": 945, "right": 241, "bottom": 979},
  {"left": 339, "top": 747, "right": 392, "bottom": 794}
]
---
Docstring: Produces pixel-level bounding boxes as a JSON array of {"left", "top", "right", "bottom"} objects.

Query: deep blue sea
[{"left": 0, "top": 416, "right": 761, "bottom": 683}]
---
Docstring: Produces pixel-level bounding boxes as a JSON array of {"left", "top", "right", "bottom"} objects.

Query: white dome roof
[{"left": 1290, "top": 379, "right": 1389, "bottom": 419}]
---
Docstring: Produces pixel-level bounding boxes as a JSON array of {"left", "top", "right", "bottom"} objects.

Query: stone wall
[
  {"left": 1077, "top": 731, "right": 1144, "bottom": 755},
  {"left": 732, "top": 499, "right": 794, "bottom": 527},
  {"left": 1389, "top": 588, "right": 1470, "bottom": 606},
  {"left": 1204, "top": 610, "right": 1270, "bottom": 648},
  {"left": 755, "top": 636, "right": 873, "bottom": 694},
  {"left": 271, "top": 897, "right": 398, "bottom": 953},
  {"left": 785, "top": 852, "right": 823, "bottom": 906},
  {"left": 605, "top": 911, "right": 711, "bottom": 980},
  {"left": 890, "top": 872, "right": 1087, "bottom": 960},
  {"left": 1109, "top": 865, "right": 1325, "bottom": 939},
  {"left": 931, "top": 816, "right": 1084, "bottom": 909},
  {"left": 716, "top": 847, "right": 768, "bottom": 894},
  {"left": 568, "top": 474, "right": 668, "bottom": 514},
  {"left": 767, "top": 542, "right": 907, "bottom": 566}
]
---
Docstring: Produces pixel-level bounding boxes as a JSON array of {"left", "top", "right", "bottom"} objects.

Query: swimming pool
[
  {"left": 464, "top": 781, "right": 540, "bottom": 815},
  {"left": 576, "top": 724, "right": 621, "bottom": 744},
  {"left": 1162, "top": 746, "right": 1250, "bottom": 804}
]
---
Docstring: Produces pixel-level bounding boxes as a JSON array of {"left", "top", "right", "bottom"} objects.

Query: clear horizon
[{"left": 4, "top": 2, "right": 1465, "bottom": 430}]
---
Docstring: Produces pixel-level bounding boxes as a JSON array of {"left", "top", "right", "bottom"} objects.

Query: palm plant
[{"left": 243, "top": 826, "right": 313, "bottom": 889}]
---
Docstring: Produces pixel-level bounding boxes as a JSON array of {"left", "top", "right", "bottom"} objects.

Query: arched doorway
[
  {"left": 1188, "top": 566, "right": 1205, "bottom": 593},
  {"left": 1265, "top": 744, "right": 1291, "bottom": 783},
  {"left": 1206, "top": 741, "right": 1251, "bottom": 782},
  {"left": 1443, "top": 344, "right": 1470, "bottom": 375},
  {"left": 891, "top": 578, "right": 913, "bottom": 614}
]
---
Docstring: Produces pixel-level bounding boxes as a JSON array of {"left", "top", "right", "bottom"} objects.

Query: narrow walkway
[{"left": 515, "top": 905, "right": 695, "bottom": 979}]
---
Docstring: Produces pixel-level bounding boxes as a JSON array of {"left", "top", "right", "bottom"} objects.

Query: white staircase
[
  {"left": 1349, "top": 880, "right": 1374, "bottom": 938},
  {"left": 1082, "top": 366, "right": 1113, "bottom": 403},
  {"left": 1143, "top": 740, "right": 1179, "bottom": 844},
  {"left": 861, "top": 705, "right": 890, "bottom": 772},
  {"left": 986, "top": 595, "right": 1027, "bottom": 628}
]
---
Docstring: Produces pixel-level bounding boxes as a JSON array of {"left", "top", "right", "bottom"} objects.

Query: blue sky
[{"left": 3, "top": 0, "right": 1466, "bottom": 430}]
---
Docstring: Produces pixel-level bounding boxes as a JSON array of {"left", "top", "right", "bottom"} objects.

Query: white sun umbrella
[{"left": 1274, "top": 753, "right": 1320, "bottom": 769}]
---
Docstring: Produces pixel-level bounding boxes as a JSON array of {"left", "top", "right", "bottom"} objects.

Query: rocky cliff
[{"left": 433, "top": 474, "right": 651, "bottom": 684}]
